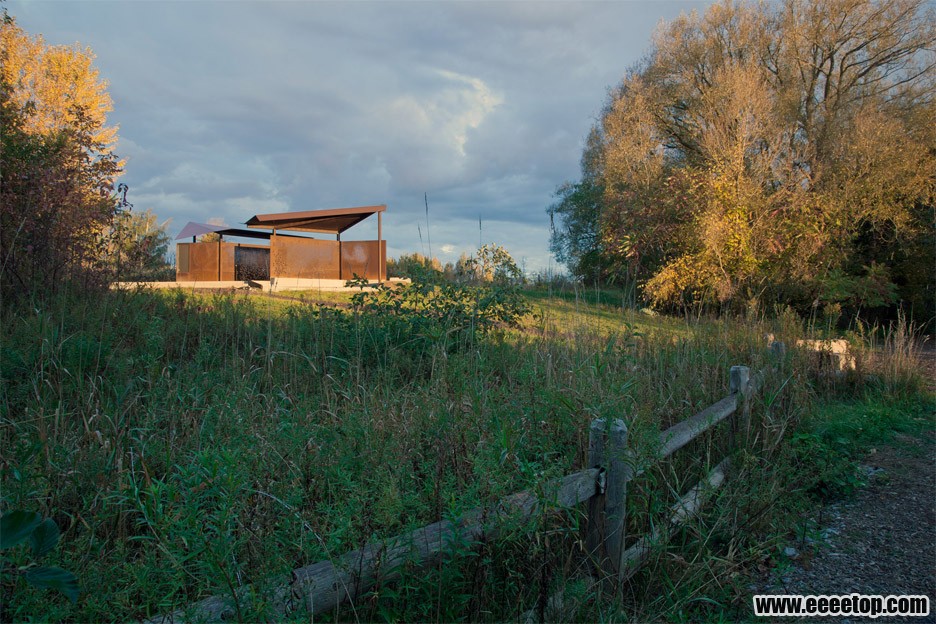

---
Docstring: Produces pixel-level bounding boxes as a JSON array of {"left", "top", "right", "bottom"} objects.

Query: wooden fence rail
[{"left": 145, "top": 365, "right": 757, "bottom": 623}]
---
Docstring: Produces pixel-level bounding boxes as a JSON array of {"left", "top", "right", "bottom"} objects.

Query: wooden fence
[{"left": 146, "top": 365, "right": 758, "bottom": 623}]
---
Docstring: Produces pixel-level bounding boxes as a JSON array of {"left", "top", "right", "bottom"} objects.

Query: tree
[
  {"left": 109, "top": 208, "right": 173, "bottom": 281},
  {"left": 387, "top": 252, "right": 442, "bottom": 279},
  {"left": 0, "top": 13, "right": 122, "bottom": 296},
  {"left": 463, "top": 244, "right": 524, "bottom": 285},
  {"left": 548, "top": 129, "right": 610, "bottom": 283},
  {"left": 553, "top": 0, "right": 935, "bottom": 318}
]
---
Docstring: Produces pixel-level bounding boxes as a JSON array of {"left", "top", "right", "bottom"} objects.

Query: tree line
[
  {"left": 389, "top": 244, "right": 524, "bottom": 285},
  {"left": 550, "top": 0, "right": 934, "bottom": 323}
]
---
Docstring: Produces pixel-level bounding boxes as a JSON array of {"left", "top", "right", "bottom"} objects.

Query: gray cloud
[{"left": 10, "top": 0, "right": 709, "bottom": 272}]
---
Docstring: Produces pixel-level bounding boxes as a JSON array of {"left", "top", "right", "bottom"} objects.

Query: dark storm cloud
[{"left": 10, "top": 0, "right": 710, "bottom": 270}]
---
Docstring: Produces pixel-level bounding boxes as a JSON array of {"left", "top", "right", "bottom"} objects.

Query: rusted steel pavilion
[{"left": 175, "top": 205, "right": 386, "bottom": 282}]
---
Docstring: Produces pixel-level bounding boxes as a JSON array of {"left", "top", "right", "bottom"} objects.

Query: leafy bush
[
  {"left": 349, "top": 274, "right": 532, "bottom": 352},
  {"left": 1, "top": 510, "right": 79, "bottom": 604},
  {"left": 461, "top": 243, "right": 524, "bottom": 285}
]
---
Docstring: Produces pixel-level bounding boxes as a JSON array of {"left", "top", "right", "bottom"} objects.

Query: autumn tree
[
  {"left": 0, "top": 13, "right": 122, "bottom": 296},
  {"left": 552, "top": 0, "right": 935, "bottom": 318}
]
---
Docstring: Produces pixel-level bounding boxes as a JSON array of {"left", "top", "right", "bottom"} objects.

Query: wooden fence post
[
  {"left": 730, "top": 365, "right": 752, "bottom": 443},
  {"left": 586, "top": 417, "right": 628, "bottom": 581},
  {"left": 586, "top": 418, "right": 607, "bottom": 572}
]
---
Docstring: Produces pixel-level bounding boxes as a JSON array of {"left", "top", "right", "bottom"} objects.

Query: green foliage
[
  {"left": 21, "top": 567, "right": 79, "bottom": 604},
  {"left": 387, "top": 244, "right": 527, "bottom": 287},
  {"left": 349, "top": 269, "right": 532, "bottom": 352},
  {"left": 1, "top": 510, "right": 79, "bottom": 604},
  {"left": 816, "top": 263, "right": 899, "bottom": 311},
  {"left": 387, "top": 252, "right": 452, "bottom": 281},
  {"left": 462, "top": 243, "right": 525, "bottom": 285},
  {"left": 108, "top": 207, "right": 173, "bottom": 282},
  {"left": 0, "top": 510, "right": 42, "bottom": 550},
  {"left": 349, "top": 245, "right": 530, "bottom": 355},
  {"left": 785, "top": 392, "right": 933, "bottom": 499},
  {"left": 548, "top": 181, "right": 601, "bottom": 275}
]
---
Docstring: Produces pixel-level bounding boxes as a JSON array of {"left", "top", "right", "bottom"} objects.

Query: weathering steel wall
[
  {"left": 177, "top": 237, "right": 386, "bottom": 282},
  {"left": 270, "top": 235, "right": 339, "bottom": 280},
  {"left": 176, "top": 242, "right": 270, "bottom": 281},
  {"left": 340, "top": 240, "right": 386, "bottom": 281},
  {"left": 270, "top": 235, "right": 386, "bottom": 281},
  {"left": 176, "top": 242, "right": 223, "bottom": 281}
]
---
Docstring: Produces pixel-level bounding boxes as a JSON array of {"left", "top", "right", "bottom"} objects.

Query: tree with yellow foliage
[
  {"left": 1, "top": 11, "right": 122, "bottom": 295},
  {"left": 551, "top": 0, "right": 935, "bottom": 319}
]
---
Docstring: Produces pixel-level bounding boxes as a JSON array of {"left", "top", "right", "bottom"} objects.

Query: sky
[{"left": 10, "top": 0, "right": 709, "bottom": 273}]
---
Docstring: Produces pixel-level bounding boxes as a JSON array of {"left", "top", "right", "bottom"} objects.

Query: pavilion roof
[{"left": 244, "top": 205, "right": 385, "bottom": 234}]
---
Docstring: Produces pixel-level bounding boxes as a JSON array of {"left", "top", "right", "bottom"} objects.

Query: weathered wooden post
[
  {"left": 586, "top": 418, "right": 628, "bottom": 581},
  {"left": 730, "top": 365, "right": 752, "bottom": 445}
]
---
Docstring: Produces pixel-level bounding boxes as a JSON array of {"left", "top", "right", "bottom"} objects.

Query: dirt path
[{"left": 760, "top": 426, "right": 936, "bottom": 622}]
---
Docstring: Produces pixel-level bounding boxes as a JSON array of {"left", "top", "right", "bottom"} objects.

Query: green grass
[
  {"left": 269, "top": 288, "right": 355, "bottom": 306},
  {"left": 525, "top": 287, "right": 693, "bottom": 344},
  {"left": 789, "top": 392, "right": 935, "bottom": 500},
  {"left": 806, "top": 394, "right": 933, "bottom": 456},
  {"left": 1, "top": 285, "right": 929, "bottom": 621}
]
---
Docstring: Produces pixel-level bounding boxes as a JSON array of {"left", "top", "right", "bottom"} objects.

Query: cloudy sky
[{"left": 10, "top": 1, "right": 708, "bottom": 273}]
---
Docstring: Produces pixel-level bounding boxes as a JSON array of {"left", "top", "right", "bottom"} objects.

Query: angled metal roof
[
  {"left": 244, "top": 205, "right": 386, "bottom": 234},
  {"left": 175, "top": 221, "right": 307, "bottom": 241},
  {"left": 175, "top": 222, "right": 270, "bottom": 240}
]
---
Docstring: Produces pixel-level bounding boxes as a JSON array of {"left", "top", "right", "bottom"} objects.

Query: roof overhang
[
  {"left": 176, "top": 222, "right": 274, "bottom": 240},
  {"left": 175, "top": 221, "right": 303, "bottom": 241},
  {"left": 245, "top": 205, "right": 386, "bottom": 234}
]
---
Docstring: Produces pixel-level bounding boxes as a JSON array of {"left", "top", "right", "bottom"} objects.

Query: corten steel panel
[
  {"left": 340, "top": 240, "right": 386, "bottom": 281},
  {"left": 177, "top": 243, "right": 190, "bottom": 274},
  {"left": 176, "top": 242, "right": 221, "bottom": 281},
  {"left": 270, "top": 235, "right": 340, "bottom": 279},
  {"left": 220, "top": 243, "right": 236, "bottom": 281},
  {"left": 234, "top": 245, "right": 270, "bottom": 281}
]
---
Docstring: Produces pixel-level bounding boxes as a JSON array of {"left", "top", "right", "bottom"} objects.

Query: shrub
[{"left": 349, "top": 273, "right": 532, "bottom": 353}]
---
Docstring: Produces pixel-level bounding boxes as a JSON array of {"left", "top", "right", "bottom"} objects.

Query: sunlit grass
[{"left": 524, "top": 287, "right": 693, "bottom": 343}]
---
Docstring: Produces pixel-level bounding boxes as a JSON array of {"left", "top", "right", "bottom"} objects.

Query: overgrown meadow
[{"left": 1, "top": 283, "right": 930, "bottom": 622}]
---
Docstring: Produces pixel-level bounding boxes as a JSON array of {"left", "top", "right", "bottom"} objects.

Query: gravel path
[{"left": 760, "top": 429, "right": 936, "bottom": 623}]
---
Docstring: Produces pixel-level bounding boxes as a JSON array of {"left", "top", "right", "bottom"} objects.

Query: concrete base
[
  {"left": 271, "top": 277, "right": 358, "bottom": 292},
  {"left": 112, "top": 278, "right": 410, "bottom": 294}
]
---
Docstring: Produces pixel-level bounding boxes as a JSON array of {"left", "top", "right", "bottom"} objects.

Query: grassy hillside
[{"left": 1, "top": 285, "right": 930, "bottom": 621}]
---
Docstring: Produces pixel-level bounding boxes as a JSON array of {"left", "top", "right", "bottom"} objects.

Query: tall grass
[{"left": 0, "top": 286, "right": 929, "bottom": 621}]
